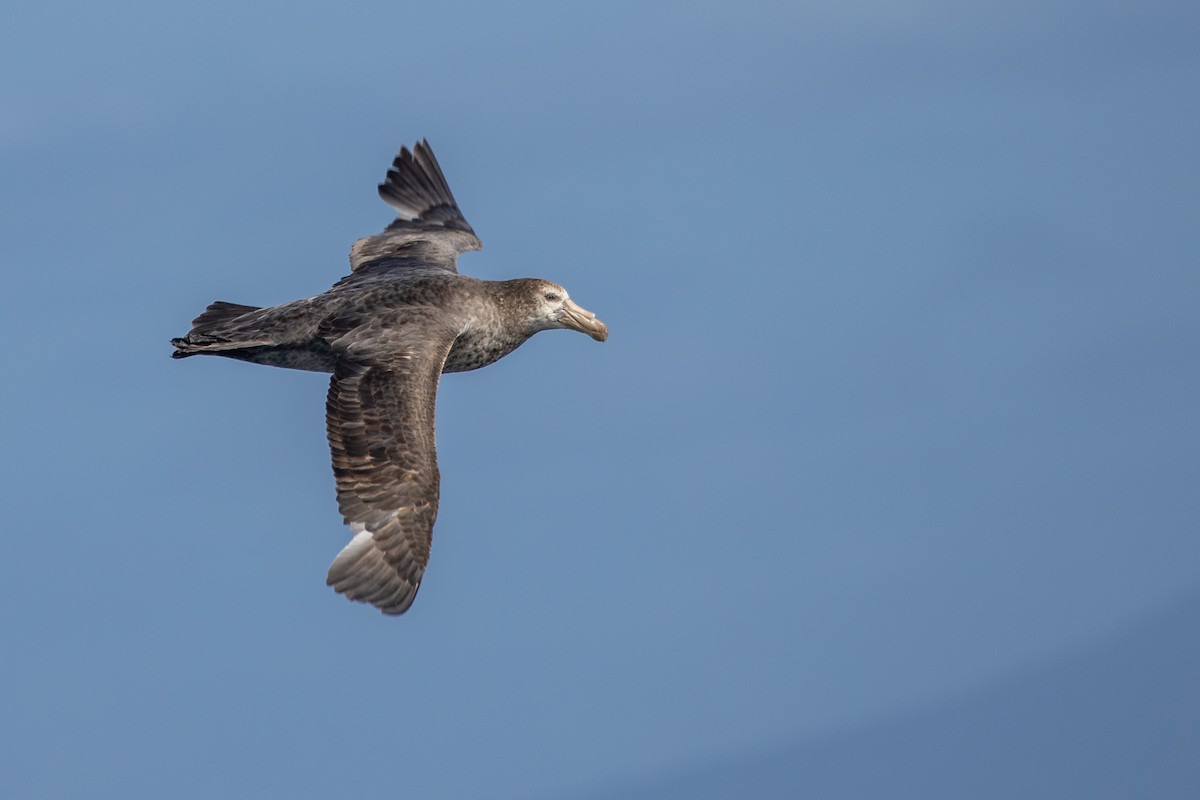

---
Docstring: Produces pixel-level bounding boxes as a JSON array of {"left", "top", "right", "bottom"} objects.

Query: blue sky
[{"left": 2, "top": 1, "right": 1198, "bottom": 797}]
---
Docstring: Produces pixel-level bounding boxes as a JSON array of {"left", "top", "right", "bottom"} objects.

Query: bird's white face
[
  {"left": 535, "top": 282, "right": 569, "bottom": 321},
  {"left": 532, "top": 281, "right": 608, "bottom": 341}
]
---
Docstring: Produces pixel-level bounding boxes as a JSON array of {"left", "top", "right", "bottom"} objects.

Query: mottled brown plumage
[{"left": 172, "top": 140, "right": 607, "bottom": 615}]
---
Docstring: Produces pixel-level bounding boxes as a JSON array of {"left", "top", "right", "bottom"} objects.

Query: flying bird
[{"left": 172, "top": 140, "right": 608, "bottom": 615}]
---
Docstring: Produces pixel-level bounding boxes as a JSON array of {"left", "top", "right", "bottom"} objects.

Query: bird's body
[
  {"left": 178, "top": 273, "right": 563, "bottom": 374},
  {"left": 172, "top": 140, "right": 607, "bottom": 615}
]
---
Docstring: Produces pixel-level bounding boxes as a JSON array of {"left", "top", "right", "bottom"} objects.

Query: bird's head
[{"left": 504, "top": 278, "right": 608, "bottom": 342}]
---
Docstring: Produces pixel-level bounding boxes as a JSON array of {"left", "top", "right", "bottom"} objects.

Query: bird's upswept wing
[
  {"left": 323, "top": 312, "right": 459, "bottom": 614},
  {"left": 348, "top": 140, "right": 482, "bottom": 275}
]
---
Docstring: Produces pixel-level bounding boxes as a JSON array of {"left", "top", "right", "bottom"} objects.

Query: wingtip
[
  {"left": 375, "top": 138, "right": 471, "bottom": 230},
  {"left": 326, "top": 527, "right": 422, "bottom": 616}
]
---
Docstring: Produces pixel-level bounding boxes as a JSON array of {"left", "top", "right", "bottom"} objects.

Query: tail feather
[
  {"left": 171, "top": 300, "right": 262, "bottom": 358},
  {"left": 190, "top": 301, "right": 261, "bottom": 332}
]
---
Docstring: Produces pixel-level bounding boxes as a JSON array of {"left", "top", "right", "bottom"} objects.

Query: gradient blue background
[{"left": 3, "top": 1, "right": 1198, "bottom": 797}]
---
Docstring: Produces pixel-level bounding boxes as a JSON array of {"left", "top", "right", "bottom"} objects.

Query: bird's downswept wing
[
  {"left": 323, "top": 313, "right": 459, "bottom": 615},
  {"left": 348, "top": 139, "right": 482, "bottom": 276}
]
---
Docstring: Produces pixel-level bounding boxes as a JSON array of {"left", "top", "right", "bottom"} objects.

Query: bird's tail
[{"left": 171, "top": 301, "right": 262, "bottom": 358}]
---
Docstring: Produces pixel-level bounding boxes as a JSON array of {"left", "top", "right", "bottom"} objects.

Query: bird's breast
[{"left": 443, "top": 328, "right": 529, "bottom": 373}]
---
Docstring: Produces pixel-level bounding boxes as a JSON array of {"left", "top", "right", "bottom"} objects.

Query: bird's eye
[{"left": 544, "top": 292, "right": 560, "bottom": 301}]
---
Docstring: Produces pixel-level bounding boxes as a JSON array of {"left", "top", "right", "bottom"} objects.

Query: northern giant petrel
[{"left": 172, "top": 140, "right": 608, "bottom": 615}]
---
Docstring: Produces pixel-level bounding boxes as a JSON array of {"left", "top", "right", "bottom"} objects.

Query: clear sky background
[{"left": 2, "top": 1, "right": 1198, "bottom": 798}]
